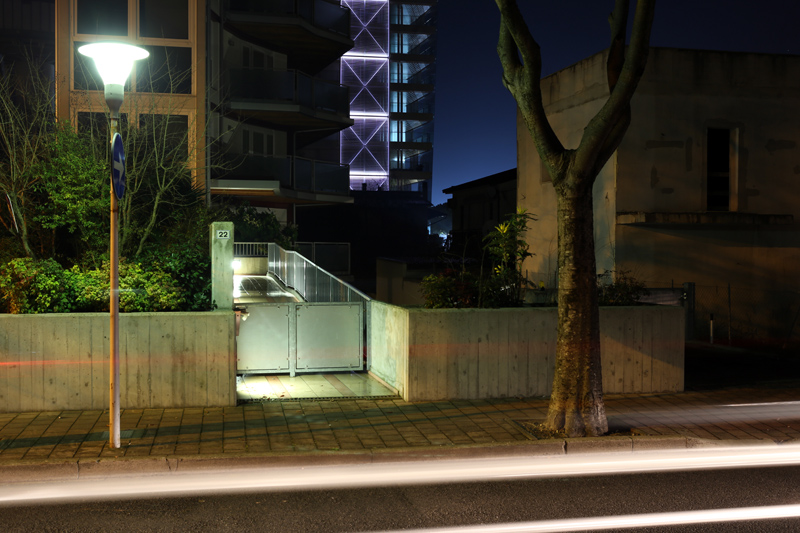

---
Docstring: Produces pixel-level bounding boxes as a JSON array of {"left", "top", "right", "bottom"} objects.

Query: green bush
[
  {"left": 0, "top": 257, "right": 195, "bottom": 314},
  {"left": 143, "top": 242, "right": 214, "bottom": 311},
  {"left": 0, "top": 258, "right": 78, "bottom": 313},
  {"left": 420, "top": 269, "right": 479, "bottom": 309}
]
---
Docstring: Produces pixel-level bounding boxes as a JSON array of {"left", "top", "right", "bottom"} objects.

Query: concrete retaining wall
[
  {"left": 0, "top": 312, "right": 236, "bottom": 413},
  {"left": 368, "top": 305, "right": 684, "bottom": 401}
]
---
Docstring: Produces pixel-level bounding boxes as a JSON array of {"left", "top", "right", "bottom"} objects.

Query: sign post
[
  {"left": 78, "top": 42, "right": 148, "bottom": 450},
  {"left": 109, "top": 131, "right": 125, "bottom": 449}
]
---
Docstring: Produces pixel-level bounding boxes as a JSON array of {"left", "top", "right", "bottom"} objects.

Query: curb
[
  {"left": 0, "top": 435, "right": 785, "bottom": 484},
  {"left": 0, "top": 435, "right": 705, "bottom": 483}
]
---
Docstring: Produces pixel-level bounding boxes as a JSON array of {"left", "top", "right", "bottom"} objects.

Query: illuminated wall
[{"left": 341, "top": 0, "right": 390, "bottom": 191}]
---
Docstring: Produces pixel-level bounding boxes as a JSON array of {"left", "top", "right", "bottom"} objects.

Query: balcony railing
[
  {"left": 227, "top": 0, "right": 350, "bottom": 37},
  {"left": 391, "top": 150, "right": 433, "bottom": 172},
  {"left": 218, "top": 154, "right": 350, "bottom": 195},
  {"left": 228, "top": 68, "right": 350, "bottom": 115}
]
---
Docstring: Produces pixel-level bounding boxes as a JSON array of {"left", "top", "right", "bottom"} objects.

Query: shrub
[
  {"left": 421, "top": 268, "right": 479, "bottom": 309},
  {"left": 0, "top": 258, "right": 193, "bottom": 313},
  {"left": 597, "top": 269, "right": 649, "bottom": 306},
  {"left": 421, "top": 209, "right": 536, "bottom": 309},
  {"left": 0, "top": 258, "right": 78, "bottom": 313},
  {"left": 143, "top": 242, "right": 214, "bottom": 311}
]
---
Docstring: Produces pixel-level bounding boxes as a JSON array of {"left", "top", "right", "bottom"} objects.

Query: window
[
  {"left": 77, "top": 0, "right": 127, "bottom": 36},
  {"left": 243, "top": 130, "right": 274, "bottom": 156},
  {"left": 253, "top": 51, "right": 265, "bottom": 69},
  {"left": 253, "top": 132, "right": 264, "bottom": 155},
  {"left": 135, "top": 46, "right": 192, "bottom": 94},
  {"left": 707, "top": 128, "right": 731, "bottom": 211},
  {"left": 73, "top": 42, "right": 106, "bottom": 91},
  {"left": 139, "top": 0, "right": 189, "bottom": 39}
]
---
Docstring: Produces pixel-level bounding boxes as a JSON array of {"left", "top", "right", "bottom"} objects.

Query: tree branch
[
  {"left": 495, "top": 0, "right": 565, "bottom": 172},
  {"left": 575, "top": 0, "right": 655, "bottom": 175}
]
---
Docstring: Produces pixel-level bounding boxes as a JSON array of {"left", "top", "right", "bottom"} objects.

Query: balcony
[
  {"left": 211, "top": 154, "right": 351, "bottom": 202},
  {"left": 227, "top": 69, "right": 353, "bottom": 134},
  {"left": 225, "top": 0, "right": 353, "bottom": 73}
]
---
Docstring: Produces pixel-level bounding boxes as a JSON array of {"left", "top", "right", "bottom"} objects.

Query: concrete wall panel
[
  {"left": 369, "top": 304, "right": 684, "bottom": 402},
  {"left": 0, "top": 312, "right": 236, "bottom": 413}
]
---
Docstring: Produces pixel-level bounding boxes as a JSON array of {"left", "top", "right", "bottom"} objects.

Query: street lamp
[{"left": 78, "top": 42, "right": 148, "bottom": 450}]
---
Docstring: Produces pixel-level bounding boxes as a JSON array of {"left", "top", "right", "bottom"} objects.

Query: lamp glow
[
  {"left": 78, "top": 42, "right": 149, "bottom": 85},
  {"left": 78, "top": 42, "right": 149, "bottom": 113}
]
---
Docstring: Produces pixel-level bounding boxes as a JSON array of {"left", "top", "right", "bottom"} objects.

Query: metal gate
[
  {"left": 234, "top": 243, "right": 369, "bottom": 376},
  {"left": 237, "top": 302, "right": 364, "bottom": 375}
]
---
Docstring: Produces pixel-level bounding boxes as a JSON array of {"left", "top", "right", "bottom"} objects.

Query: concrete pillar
[{"left": 210, "top": 221, "right": 234, "bottom": 310}]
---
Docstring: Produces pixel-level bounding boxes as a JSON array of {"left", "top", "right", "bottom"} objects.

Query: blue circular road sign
[{"left": 111, "top": 132, "right": 126, "bottom": 199}]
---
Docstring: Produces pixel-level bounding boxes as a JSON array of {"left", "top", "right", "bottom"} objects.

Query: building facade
[
  {"left": 518, "top": 47, "right": 800, "bottom": 344},
  {"left": 340, "top": 0, "right": 436, "bottom": 201},
  {"left": 207, "top": 0, "right": 355, "bottom": 224},
  {"left": 46, "top": 0, "right": 358, "bottom": 226},
  {"left": 444, "top": 168, "right": 516, "bottom": 259}
]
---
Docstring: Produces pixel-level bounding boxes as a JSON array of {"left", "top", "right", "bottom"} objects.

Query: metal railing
[
  {"left": 268, "top": 242, "right": 370, "bottom": 303},
  {"left": 234, "top": 242, "right": 270, "bottom": 257},
  {"left": 295, "top": 242, "right": 351, "bottom": 275},
  {"left": 227, "top": 0, "right": 350, "bottom": 36},
  {"left": 228, "top": 69, "right": 350, "bottom": 115},
  {"left": 216, "top": 155, "right": 350, "bottom": 195},
  {"left": 267, "top": 243, "right": 369, "bottom": 304}
]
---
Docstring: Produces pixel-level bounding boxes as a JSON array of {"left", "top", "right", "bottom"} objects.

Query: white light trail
[
  {"left": 372, "top": 505, "right": 800, "bottom": 532},
  {"left": 1, "top": 444, "right": 800, "bottom": 505}
]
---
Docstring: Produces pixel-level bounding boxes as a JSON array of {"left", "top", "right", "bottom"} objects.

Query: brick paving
[{"left": 0, "top": 386, "right": 799, "bottom": 461}]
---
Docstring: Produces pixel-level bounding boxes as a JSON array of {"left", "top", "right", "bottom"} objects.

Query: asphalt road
[{"left": 3, "top": 464, "right": 800, "bottom": 532}]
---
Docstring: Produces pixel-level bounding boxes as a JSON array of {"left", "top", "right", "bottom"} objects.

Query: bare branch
[
  {"left": 495, "top": 0, "right": 565, "bottom": 172},
  {"left": 574, "top": 0, "right": 655, "bottom": 175}
]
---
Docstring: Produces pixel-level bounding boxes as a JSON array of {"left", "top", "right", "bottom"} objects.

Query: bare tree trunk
[
  {"left": 8, "top": 194, "right": 35, "bottom": 259},
  {"left": 134, "top": 190, "right": 163, "bottom": 258},
  {"left": 547, "top": 180, "right": 607, "bottom": 436}
]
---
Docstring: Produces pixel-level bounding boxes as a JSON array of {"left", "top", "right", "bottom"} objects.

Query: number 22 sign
[{"left": 216, "top": 230, "right": 230, "bottom": 239}]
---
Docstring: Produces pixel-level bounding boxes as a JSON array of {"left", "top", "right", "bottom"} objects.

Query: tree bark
[{"left": 547, "top": 177, "right": 606, "bottom": 436}]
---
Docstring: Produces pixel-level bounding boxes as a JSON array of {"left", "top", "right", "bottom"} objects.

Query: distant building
[
  {"left": 518, "top": 47, "right": 800, "bottom": 343},
  {"left": 444, "top": 168, "right": 517, "bottom": 259},
  {"left": 342, "top": 1, "right": 437, "bottom": 201}
]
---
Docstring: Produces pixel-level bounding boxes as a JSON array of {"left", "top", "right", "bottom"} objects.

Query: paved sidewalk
[{"left": 1, "top": 385, "right": 799, "bottom": 480}]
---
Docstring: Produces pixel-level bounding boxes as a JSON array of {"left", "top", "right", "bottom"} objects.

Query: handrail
[{"left": 267, "top": 243, "right": 370, "bottom": 303}]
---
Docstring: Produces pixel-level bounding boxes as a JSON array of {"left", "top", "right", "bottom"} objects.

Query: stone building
[{"left": 518, "top": 47, "right": 800, "bottom": 344}]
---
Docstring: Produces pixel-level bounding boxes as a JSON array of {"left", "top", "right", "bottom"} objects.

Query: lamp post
[{"left": 78, "top": 42, "right": 148, "bottom": 449}]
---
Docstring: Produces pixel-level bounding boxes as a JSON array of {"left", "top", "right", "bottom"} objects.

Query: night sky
[{"left": 431, "top": 0, "right": 800, "bottom": 206}]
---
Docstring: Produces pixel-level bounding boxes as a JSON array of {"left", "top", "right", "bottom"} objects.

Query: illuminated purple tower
[{"left": 342, "top": 0, "right": 437, "bottom": 201}]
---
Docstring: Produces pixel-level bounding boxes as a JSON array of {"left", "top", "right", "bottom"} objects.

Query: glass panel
[
  {"left": 136, "top": 46, "right": 192, "bottom": 94},
  {"left": 77, "top": 0, "right": 127, "bottom": 36},
  {"left": 139, "top": 0, "right": 189, "bottom": 39},
  {"left": 253, "top": 132, "right": 264, "bottom": 155},
  {"left": 73, "top": 42, "right": 103, "bottom": 91}
]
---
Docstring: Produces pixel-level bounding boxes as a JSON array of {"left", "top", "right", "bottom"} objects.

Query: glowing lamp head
[
  {"left": 78, "top": 42, "right": 149, "bottom": 86},
  {"left": 78, "top": 42, "right": 148, "bottom": 114}
]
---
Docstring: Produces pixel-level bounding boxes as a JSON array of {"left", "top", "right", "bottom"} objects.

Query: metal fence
[
  {"left": 690, "top": 283, "right": 800, "bottom": 348},
  {"left": 267, "top": 243, "right": 369, "bottom": 304},
  {"left": 234, "top": 242, "right": 270, "bottom": 257}
]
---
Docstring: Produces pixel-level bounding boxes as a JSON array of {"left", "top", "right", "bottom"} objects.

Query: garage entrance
[{"left": 233, "top": 243, "right": 370, "bottom": 377}]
